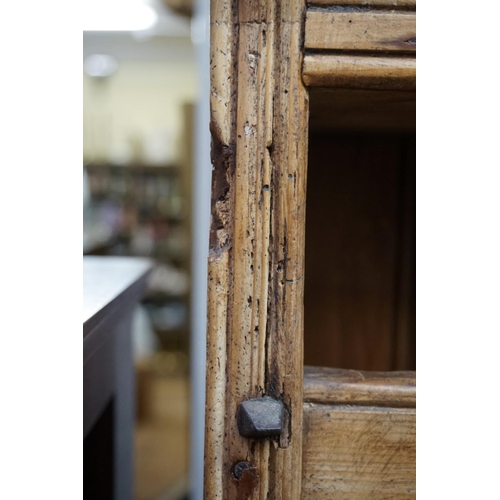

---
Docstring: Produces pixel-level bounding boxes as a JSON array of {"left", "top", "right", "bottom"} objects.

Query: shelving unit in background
[{"left": 83, "top": 159, "right": 190, "bottom": 354}]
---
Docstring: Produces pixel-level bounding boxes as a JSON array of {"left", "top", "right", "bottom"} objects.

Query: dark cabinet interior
[{"left": 304, "top": 89, "right": 416, "bottom": 372}]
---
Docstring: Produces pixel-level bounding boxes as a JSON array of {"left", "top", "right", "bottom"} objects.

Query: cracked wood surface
[{"left": 206, "top": 0, "right": 309, "bottom": 497}]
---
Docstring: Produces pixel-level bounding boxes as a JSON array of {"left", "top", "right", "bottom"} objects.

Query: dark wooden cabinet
[{"left": 83, "top": 257, "right": 152, "bottom": 500}]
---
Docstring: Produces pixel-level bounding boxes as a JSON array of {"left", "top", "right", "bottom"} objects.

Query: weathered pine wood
[
  {"left": 205, "top": 0, "right": 234, "bottom": 496},
  {"left": 302, "top": 404, "right": 416, "bottom": 499},
  {"left": 308, "top": 0, "right": 415, "bottom": 8},
  {"left": 302, "top": 369, "right": 416, "bottom": 497},
  {"left": 304, "top": 367, "right": 416, "bottom": 407},
  {"left": 303, "top": 54, "right": 416, "bottom": 90},
  {"left": 205, "top": 0, "right": 309, "bottom": 497},
  {"left": 305, "top": 11, "right": 416, "bottom": 52}
]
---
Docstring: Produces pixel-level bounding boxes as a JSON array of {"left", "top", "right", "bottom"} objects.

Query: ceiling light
[
  {"left": 83, "top": 1, "right": 158, "bottom": 32},
  {"left": 83, "top": 54, "right": 119, "bottom": 78}
]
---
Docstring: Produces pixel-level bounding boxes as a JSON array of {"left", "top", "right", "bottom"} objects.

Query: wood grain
[
  {"left": 308, "top": 0, "right": 415, "bottom": 7},
  {"left": 304, "top": 367, "right": 416, "bottom": 407},
  {"left": 302, "top": 403, "right": 416, "bottom": 499},
  {"left": 305, "top": 11, "right": 416, "bottom": 52},
  {"left": 206, "top": 0, "right": 309, "bottom": 497},
  {"left": 303, "top": 54, "right": 416, "bottom": 90}
]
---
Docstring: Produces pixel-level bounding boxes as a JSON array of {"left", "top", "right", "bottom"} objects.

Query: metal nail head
[{"left": 236, "top": 396, "right": 284, "bottom": 439}]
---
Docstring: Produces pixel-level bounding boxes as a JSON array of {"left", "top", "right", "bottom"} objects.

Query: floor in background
[{"left": 134, "top": 361, "right": 189, "bottom": 500}]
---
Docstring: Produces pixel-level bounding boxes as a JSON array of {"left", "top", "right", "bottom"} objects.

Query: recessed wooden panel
[
  {"left": 304, "top": 133, "right": 416, "bottom": 371},
  {"left": 302, "top": 404, "right": 416, "bottom": 499},
  {"left": 305, "top": 11, "right": 416, "bottom": 52}
]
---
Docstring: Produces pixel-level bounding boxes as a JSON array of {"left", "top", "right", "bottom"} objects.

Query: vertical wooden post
[{"left": 205, "top": 0, "right": 309, "bottom": 497}]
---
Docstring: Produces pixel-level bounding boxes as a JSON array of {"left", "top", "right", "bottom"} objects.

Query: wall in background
[{"left": 83, "top": 36, "right": 197, "bottom": 165}]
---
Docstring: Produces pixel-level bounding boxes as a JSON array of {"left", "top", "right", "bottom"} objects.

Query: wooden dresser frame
[{"left": 205, "top": 0, "right": 416, "bottom": 497}]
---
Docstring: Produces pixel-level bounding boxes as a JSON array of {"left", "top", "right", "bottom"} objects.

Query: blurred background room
[
  {"left": 83, "top": 1, "right": 415, "bottom": 499},
  {"left": 83, "top": 0, "right": 210, "bottom": 498}
]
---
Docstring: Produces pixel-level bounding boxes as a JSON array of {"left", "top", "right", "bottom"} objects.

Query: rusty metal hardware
[{"left": 232, "top": 461, "right": 253, "bottom": 480}]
